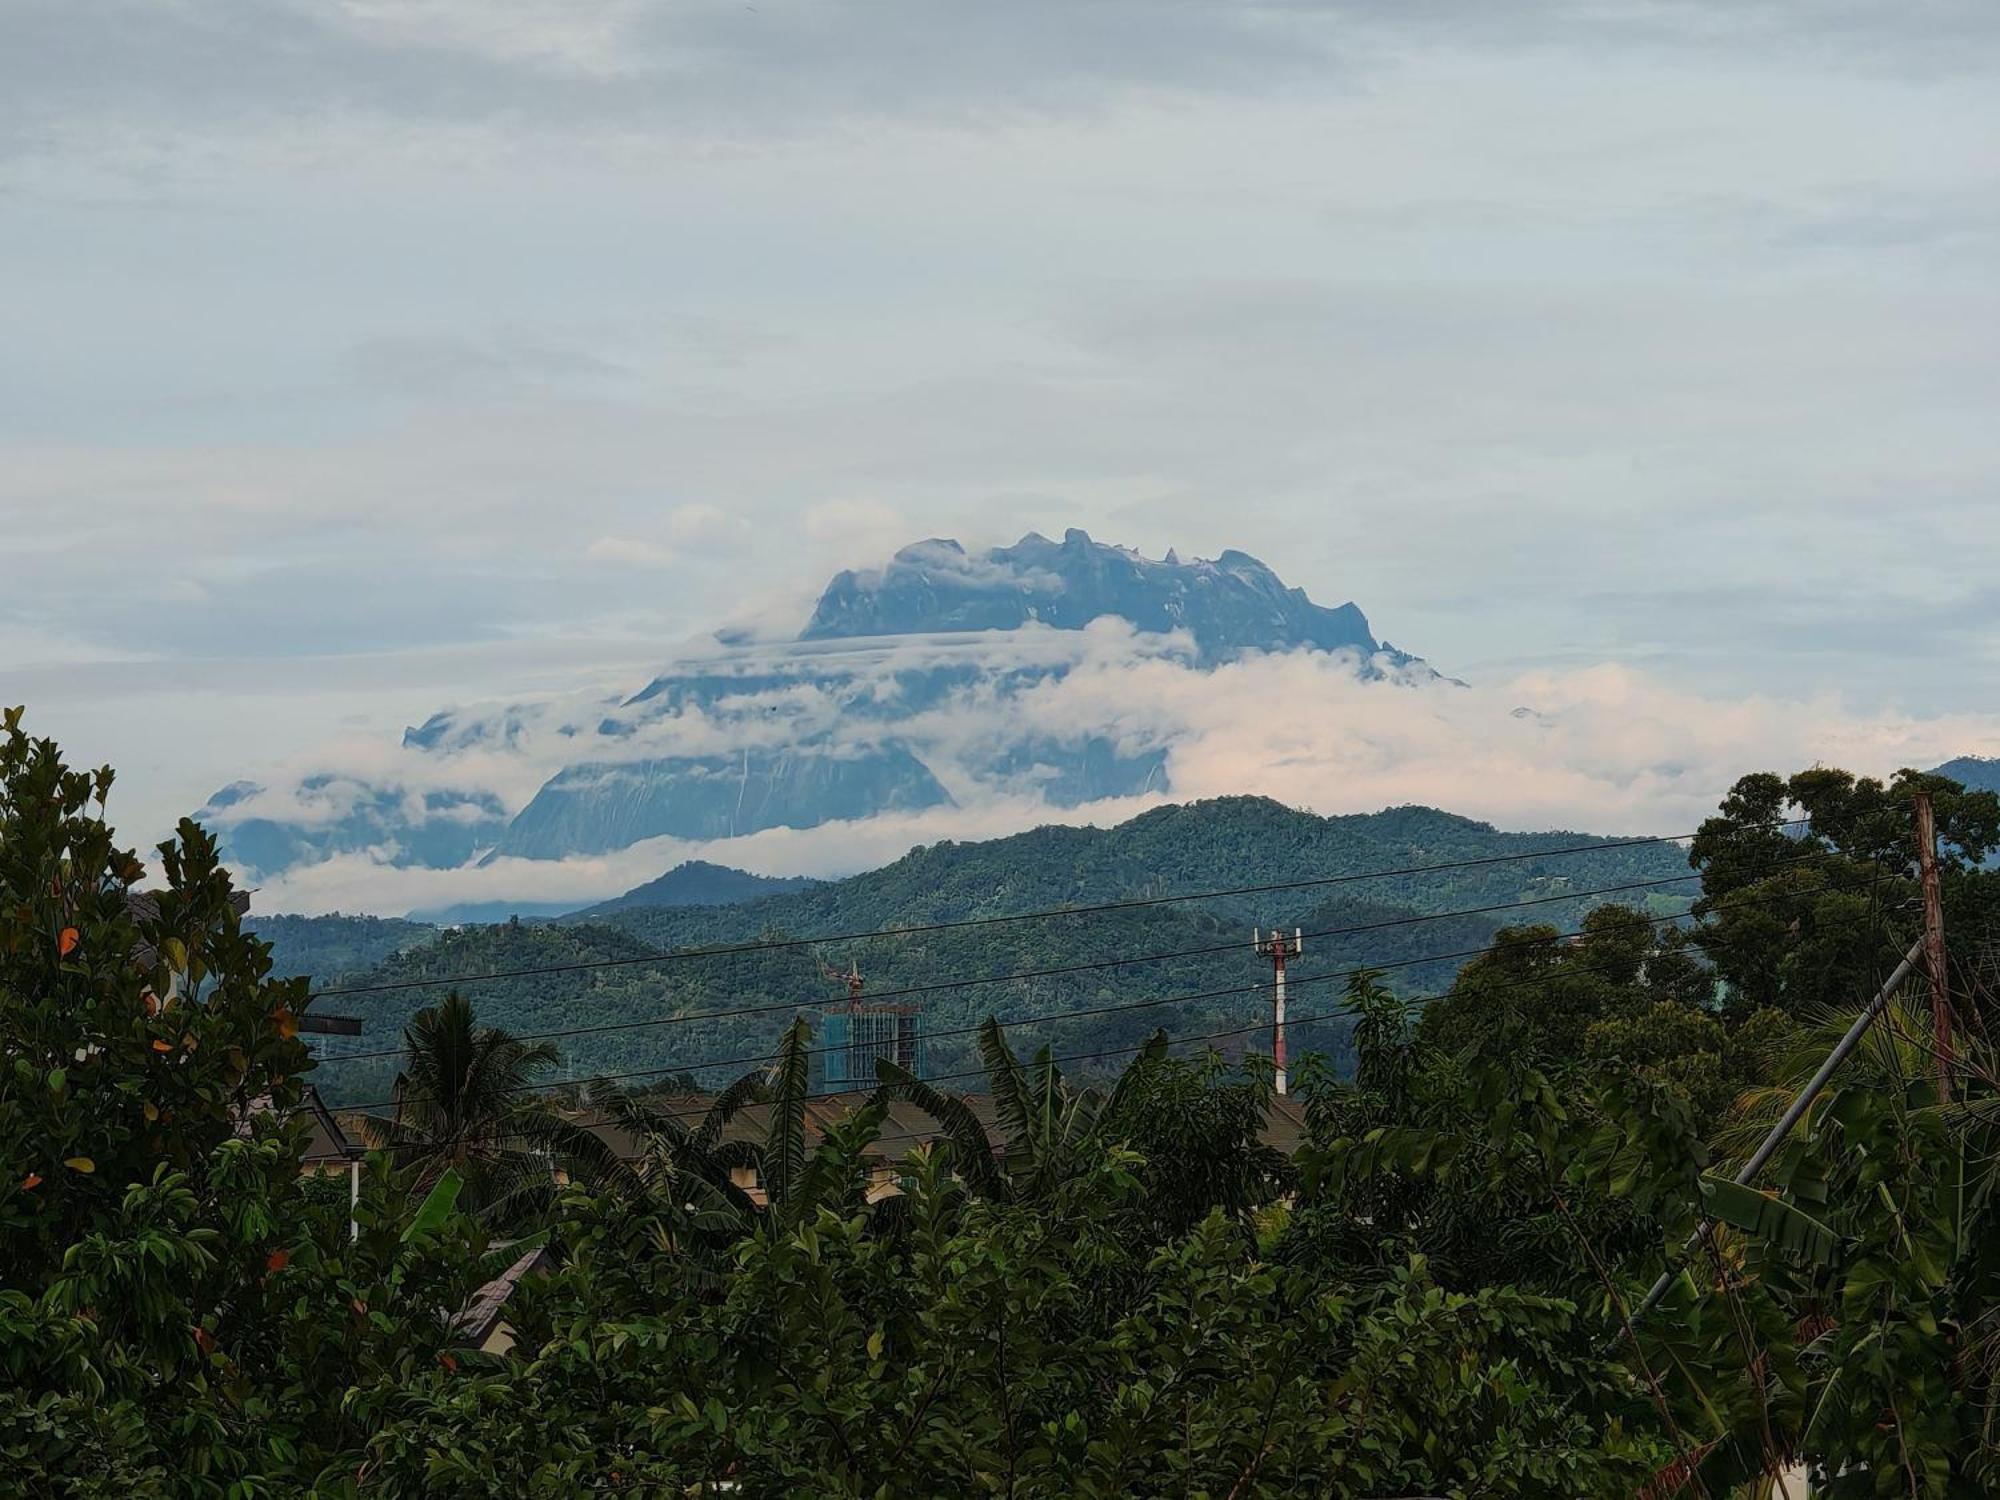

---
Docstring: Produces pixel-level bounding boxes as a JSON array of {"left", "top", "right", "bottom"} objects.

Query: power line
[
  {"left": 321, "top": 865, "right": 1754, "bottom": 1064},
  {"left": 299, "top": 878, "right": 1823, "bottom": 1164},
  {"left": 776, "top": 883, "right": 1879, "bottom": 1152},
  {"left": 306, "top": 826, "right": 1786, "bottom": 1003},
  {"left": 305, "top": 875, "right": 1822, "bottom": 1135}
]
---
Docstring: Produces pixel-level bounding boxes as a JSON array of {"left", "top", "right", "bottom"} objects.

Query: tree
[
  {"left": 0, "top": 707, "right": 316, "bottom": 1483},
  {"left": 1096, "top": 1047, "right": 1288, "bottom": 1242},
  {"left": 878, "top": 1016, "right": 1170, "bottom": 1209},
  {"left": 366, "top": 989, "right": 616, "bottom": 1221},
  {"left": 1690, "top": 765, "right": 2000, "bottom": 1018}
]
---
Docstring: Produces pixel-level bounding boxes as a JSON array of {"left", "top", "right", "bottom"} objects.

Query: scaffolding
[
  {"left": 817, "top": 955, "right": 927, "bottom": 1093},
  {"left": 821, "top": 1004, "right": 927, "bottom": 1092}
]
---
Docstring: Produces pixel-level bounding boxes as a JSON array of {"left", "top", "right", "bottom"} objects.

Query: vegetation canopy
[{"left": 10, "top": 708, "right": 2000, "bottom": 1495}]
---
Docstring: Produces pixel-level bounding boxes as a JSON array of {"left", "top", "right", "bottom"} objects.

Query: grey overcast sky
[{"left": 3, "top": 0, "right": 1998, "bottom": 842}]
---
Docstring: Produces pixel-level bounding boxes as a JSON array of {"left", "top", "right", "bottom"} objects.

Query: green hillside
[
  {"left": 247, "top": 911, "right": 435, "bottom": 988},
  {"left": 1934, "top": 755, "right": 2000, "bottom": 797},
  {"left": 303, "top": 798, "right": 1695, "bottom": 1106},
  {"left": 563, "top": 859, "right": 818, "bottom": 919}
]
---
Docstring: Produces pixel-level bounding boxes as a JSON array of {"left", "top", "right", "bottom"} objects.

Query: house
[{"left": 454, "top": 1242, "right": 556, "bottom": 1356}]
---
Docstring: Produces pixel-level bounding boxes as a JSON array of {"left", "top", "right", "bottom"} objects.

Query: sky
[{"left": 3, "top": 0, "right": 1999, "bottom": 898}]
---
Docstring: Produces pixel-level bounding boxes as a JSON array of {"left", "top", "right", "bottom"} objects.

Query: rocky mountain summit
[{"left": 198, "top": 531, "right": 1432, "bottom": 884}]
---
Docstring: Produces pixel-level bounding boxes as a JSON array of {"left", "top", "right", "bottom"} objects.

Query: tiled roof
[{"left": 455, "top": 1243, "right": 554, "bottom": 1347}]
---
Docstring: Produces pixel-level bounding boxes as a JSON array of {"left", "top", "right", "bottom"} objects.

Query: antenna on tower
[{"left": 1253, "top": 926, "right": 1303, "bottom": 1095}]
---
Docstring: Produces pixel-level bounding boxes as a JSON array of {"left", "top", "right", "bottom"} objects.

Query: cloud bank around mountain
[{"left": 240, "top": 635, "right": 2000, "bottom": 916}]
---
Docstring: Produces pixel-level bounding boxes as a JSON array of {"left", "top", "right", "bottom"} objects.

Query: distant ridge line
[{"left": 309, "top": 822, "right": 1801, "bottom": 1002}]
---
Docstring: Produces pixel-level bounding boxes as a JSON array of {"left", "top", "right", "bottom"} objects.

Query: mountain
[
  {"left": 1932, "top": 756, "right": 2000, "bottom": 796},
  {"left": 413, "top": 863, "right": 820, "bottom": 925},
  {"left": 407, "top": 900, "right": 581, "bottom": 926},
  {"left": 804, "top": 531, "right": 1417, "bottom": 667},
  {"left": 495, "top": 745, "right": 952, "bottom": 858},
  {"left": 245, "top": 912, "right": 437, "bottom": 990},
  {"left": 204, "top": 778, "right": 507, "bottom": 884},
  {"left": 566, "top": 860, "right": 818, "bottom": 919},
  {"left": 303, "top": 796, "right": 1695, "bottom": 1106},
  {"left": 249, "top": 863, "right": 810, "bottom": 988},
  {"left": 197, "top": 530, "right": 1437, "bottom": 889}
]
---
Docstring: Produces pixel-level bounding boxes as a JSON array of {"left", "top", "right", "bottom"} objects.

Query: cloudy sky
[{"left": 4, "top": 0, "right": 1999, "bottom": 870}]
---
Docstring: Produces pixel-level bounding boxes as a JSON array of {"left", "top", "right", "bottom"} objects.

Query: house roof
[
  {"left": 454, "top": 1243, "right": 554, "bottom": 1347},
  {"left": 240, "top": 1084, "right": 357, "bottom": 1160}
]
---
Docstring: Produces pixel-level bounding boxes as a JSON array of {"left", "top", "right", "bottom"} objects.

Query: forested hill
[
  {"left": 247, "top": 912, "right": 435, "bottom": 987},
  {"left": 1934, "top": 756, "right": 2000, "bottom": 796},
  {"left": 563, "top": 860, "right": 818, "bottom": 920},
  {"left": 300, "top": 797, "right": 1696, "bottom": 1106}
]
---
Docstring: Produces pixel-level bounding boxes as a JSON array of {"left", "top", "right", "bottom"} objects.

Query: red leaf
[
  {"left": 151, "top": 1039, "right": 172, "bottom": 1053},
  {"left": 265, "top": 1248, "right": 290, "bottom": 1274},
  {"left": 58, "top": 927, "right": 79, "bottom": 957},
  {"left": 20, "top": 1173, "right": 41, "bottom": 1191},
  {"left": 439, "top": 1352, "right": 459, "bottom": 1374},
  {"left": 192, "top": 1326, "right": 216, "bottom": 1354}
]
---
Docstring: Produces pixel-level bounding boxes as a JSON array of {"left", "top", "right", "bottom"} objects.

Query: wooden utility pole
[{"left": 1914, "top": 791, "right": 1953, "bottom": 1101}]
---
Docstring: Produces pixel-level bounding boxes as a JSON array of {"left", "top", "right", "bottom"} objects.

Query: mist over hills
[{"left": 197, "top": 531, "right": 1434, "bottom": 901}]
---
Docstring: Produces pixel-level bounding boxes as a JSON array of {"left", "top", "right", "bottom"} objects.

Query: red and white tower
[{"left": 1253, "top": 926, "right": 1303, "bottom": 1095}]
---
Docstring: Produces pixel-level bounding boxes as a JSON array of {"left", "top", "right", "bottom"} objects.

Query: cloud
[
  {"left": 664, "top": 502, "right": 750, "bottom": 548},
  {"left": 585, "top": 536, "right": 680, "bottom": 568},
  {"left": 11, "top": 2, "right": 2000, "bottom": 186},
  {"left": 0, "top": 0, "right": 1352, "bottom": 178},
  {"left": 803, "top": 498, "right": 908, "bottom": 550},
  {"left": 234, "top": 629, "right": 2000, "bottom": 915},
  {"left": 346, "top": 333, "right": 625, "bottom": 395},
  {"left": 8, "top": 0, "right": 2000, "bottom": 869}
]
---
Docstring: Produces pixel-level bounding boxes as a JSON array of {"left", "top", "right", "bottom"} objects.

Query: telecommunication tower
[{"left": 1252, "top": 927, "right": 1303, "bottom": 1095}]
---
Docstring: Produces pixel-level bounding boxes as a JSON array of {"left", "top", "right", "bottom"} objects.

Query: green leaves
[
  {"left": 402, "top": 1169, "right": 466, "bottom": 1244},
  {"left": 1697, "top": 1176, "right": 1836, "bottom": 1266}
]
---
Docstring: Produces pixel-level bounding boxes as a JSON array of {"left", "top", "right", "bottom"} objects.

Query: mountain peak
[
  {"left": 800, "top": 528, "right": 1417, "bottom": 668},
  {"left": 199, "top": 527, "right": 1435, "bottom": 888}
]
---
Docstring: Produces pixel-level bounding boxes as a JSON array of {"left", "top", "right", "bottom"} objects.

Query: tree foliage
[{"left": 19, "top": 713, "right": 2000, "bottom": 1494}]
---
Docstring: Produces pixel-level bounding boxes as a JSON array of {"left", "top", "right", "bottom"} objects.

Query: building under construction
[{"left": 817, "top": 957, "right": 927, "bottom": 1092}]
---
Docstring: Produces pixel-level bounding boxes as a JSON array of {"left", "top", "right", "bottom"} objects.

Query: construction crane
[{"left": 819, "top": 954, "right": 865, "bottom": 1012}]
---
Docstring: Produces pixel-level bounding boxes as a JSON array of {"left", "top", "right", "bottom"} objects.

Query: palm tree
[
  {"left": 877, "top": 1017, "right": 1168, "bottom": 1203},
  {"left": 597, "top": 1017, "right": 892, "bottom": 1242},
  {"left": 590, "top": 1065, "right": 770, "bottom": 1261},
  {"left": 364, "top": 990, "right": 605, "bottom": 1218}
]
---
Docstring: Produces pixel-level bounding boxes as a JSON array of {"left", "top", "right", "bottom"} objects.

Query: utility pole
[
  {"left": 1914, "top": 791, "right": 1953, "bottom": 1100},
  {"left": 1627, "top": 934, "right": 1928, "bottom": 1329},
  {"left": 1253, "top": 927, "right": 1302, "bottom": 1095},
  {"left": 346, "top": 1144, "right": 364, "bottom": 1242}
]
